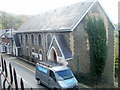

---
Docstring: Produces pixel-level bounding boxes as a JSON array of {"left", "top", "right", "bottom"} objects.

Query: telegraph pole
[{"left": 10, "top": 16, "right": 13, "bottom": 55}]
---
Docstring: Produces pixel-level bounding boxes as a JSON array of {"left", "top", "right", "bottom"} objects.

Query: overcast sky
[{"left": 0, "top": 0, "right": 119, "bottom": 24}]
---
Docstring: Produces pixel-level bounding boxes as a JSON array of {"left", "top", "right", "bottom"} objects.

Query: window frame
[
  {"left": 21, "top": 35, "right": 23, "bottom": 44},
  {"left": 46, "top": 34, "right": 52, "bottom": 48},
  {"left": 25, "top": 34, "right": 28, "bottom": 45},
  {"left": 38, "top": 34, "right": 42, "bottom": 46},
  {"left": 31, "top": 34, "right": 34, "bottom": 45}
]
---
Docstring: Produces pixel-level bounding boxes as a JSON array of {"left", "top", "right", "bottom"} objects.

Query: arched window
[
  {"left": 26, "top": 48, "right": 29, "bottom": 56},
  {"left": 31, "top": 35, "right": 34, "bottom": 45},
  {"left": 25, "top": 35, "right": 28, "bottom": 45},
  {"left": 21, "top": 35, "right": 23, "bottom": 44},
  {"left": 47, "top": 34, "right": 52, "bottom": 47},
  {"left": 38, "top": 34, "right": 42, "bottom": 46}
]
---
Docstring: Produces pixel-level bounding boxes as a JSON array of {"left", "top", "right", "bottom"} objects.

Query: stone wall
[
  {"left": 18, "top": 32, "right": 71, "bottom": 63},
  {"left": 69, "top": 19, "right": 90, "bottom": 74},
  {"left": 89, "top": 2, "right": 115, "bottom": 85},
  {"left": 69, "top": 2, "right": 115, "bottom": 85}
]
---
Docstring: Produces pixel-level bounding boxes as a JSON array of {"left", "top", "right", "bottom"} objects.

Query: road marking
[
  {"left": 5, "top": 56, "right": 35, "bottom": 73},
  {"left": 13, "top": 61, "right": 35, "bottom": 73}
]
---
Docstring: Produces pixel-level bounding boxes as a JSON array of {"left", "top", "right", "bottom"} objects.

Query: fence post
[
  {"left": 13, "top": 68, "right": 18, "bottom": 90},
  {"left": 3, "top": 60, "right": 7, "bottom": 90},
  {"left": 8, "top": 63, "right": 13, "bottom": 89},
  {"left": 0, "top": 68, "right": 2, "bottom": 90},
  {"left": 4, "top": 60, "right": 8, "bottom": 77},
  {"left": 0, "top": 56, "right": 2, "bottom": 90},
  {"left": 9, "top": 63, "right": 13, "bottom": 84},
  {"left": 0, "top": 76, "right": 1, "bottom": 90},
  {"left": 20, "top": 78, "right": 24, "bottom": 90},
  {"left": 0, "top": 55, "right": 29, "bottom": 89}
]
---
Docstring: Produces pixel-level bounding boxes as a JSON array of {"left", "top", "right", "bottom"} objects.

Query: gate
[{"left": 0, "top": 55, "right": 32, "bottom": 90}]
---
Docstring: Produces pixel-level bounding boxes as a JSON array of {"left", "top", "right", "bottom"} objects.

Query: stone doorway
[{"left": 48, "top": 47, "right": 57, "bottom": 63}]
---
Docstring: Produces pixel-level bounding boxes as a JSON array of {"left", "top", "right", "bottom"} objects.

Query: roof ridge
[{"left": 71, "top": 0, "right": 96, "bottom": 31}]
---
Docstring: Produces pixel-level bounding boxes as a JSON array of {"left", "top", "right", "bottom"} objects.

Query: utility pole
[{"left": 10, "top": 16, "right": 13, "bottom": 55}]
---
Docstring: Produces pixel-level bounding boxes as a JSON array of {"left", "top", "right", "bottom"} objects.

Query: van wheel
[
  {"left": 54, "top": 88, "right": 58, "bottom": 90},
  {"left": 37, "top": 80, "right": 41, "bottom": 85}
]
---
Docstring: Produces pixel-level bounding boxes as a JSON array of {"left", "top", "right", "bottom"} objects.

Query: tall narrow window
[
  {"left": 47, "top": 34, "right": 52, "bottom": 47},
  {"left": 26, "top": 48, "right": 29, "bottom": 56},
  {"left": 38, "top": 34, "right": 41, "bottom": 46},
  {"left": 21, "top": 35, "right": 23, "bottom": 44},
  {"left": 25, "top": 35, "right": 28, "bottom": 45},
  {"left": 31, "top": 35, "right": 34, "bottom": 45}
]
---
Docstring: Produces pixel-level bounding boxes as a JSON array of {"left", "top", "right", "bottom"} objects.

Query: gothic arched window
[
  {"left": 31, "top": 34, "right": 34, "bottom": 45},
  {"left": 25, "top": 35, "right": 28, "bottom": 45},
  {"left": 38, "top": 34, "right": 42, "bottom": 46}
]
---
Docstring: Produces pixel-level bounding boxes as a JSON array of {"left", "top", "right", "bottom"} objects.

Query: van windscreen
[{"left": 55, "top": 69, "right": 74, "bottom": 81}]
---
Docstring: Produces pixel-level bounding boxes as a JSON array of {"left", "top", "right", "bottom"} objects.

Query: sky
[{"left": 0, "top": 0, "right": 119, "bottom": 24}]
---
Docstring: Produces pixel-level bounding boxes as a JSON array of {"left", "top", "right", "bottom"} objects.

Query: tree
[{"left": 0, "top": 10, "right": 30, "bottom": 30}]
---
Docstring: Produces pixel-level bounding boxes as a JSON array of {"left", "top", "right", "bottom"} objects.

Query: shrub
[{"left": 86, "top": 16, "right": 107, "bottom": 82}]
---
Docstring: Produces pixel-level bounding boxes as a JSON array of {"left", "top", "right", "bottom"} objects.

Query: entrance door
[
  {"left": 48, "top": 48, "right": 57, "bottom": 63},
  {"left": 53, "top": 50, "right": 57, "bottom": 63}
]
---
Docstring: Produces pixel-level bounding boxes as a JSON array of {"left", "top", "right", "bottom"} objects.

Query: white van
[{"left": 35, "top": 61, "right": 79, "bottom": 90}]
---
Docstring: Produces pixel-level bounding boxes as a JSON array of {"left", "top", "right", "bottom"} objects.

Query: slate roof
[
  {"left": 17, "top": 1, "right": 94, "bottom": 32},
  {"left": 48, "top": 35, "right": 73, "bottom": 60},
  {"left": 0, "top": 30, "right": 6, "bottom": 36},
  {"left": 1, "top": 29, "right": 16, "bottom": 38},
  {"left": 56, "top": 35, "right": 72, "bottom": 60}
]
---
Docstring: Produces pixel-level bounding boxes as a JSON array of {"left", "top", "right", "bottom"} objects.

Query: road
[
  {"left": 0, "top": 53, "right": 48, "bottom": 89},
  {"left": 0, "top": 54, "right": 88, "bottom": 89}
]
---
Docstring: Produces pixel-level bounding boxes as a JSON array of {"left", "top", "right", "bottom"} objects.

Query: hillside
[{"left": 0, "top": 10, "right": 31, "bottom": 30}]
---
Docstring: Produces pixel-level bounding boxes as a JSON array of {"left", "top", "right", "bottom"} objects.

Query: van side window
[
  {"left": 49, "top": 70, "right": 55, "bottom": 79},
  {"left": 37, "top": 66, "right": 47, "bottom": 74}
]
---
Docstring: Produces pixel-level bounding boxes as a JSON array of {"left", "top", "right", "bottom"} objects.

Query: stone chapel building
[{"left": 15, "top": 0, "right": 115, "bottom": 84}]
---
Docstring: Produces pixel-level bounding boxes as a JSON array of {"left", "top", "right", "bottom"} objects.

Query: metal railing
[{"left": 0, "top": 55, "right": 32, "bottom": 90}]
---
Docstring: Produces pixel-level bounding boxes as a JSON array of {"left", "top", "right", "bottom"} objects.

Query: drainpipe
[{"left": 0, "top": 68, "right": 2, "bottom": 89}]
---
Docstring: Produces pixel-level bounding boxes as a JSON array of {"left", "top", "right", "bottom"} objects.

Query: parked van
[{"left": 35, "top": 61, "right": 79, "bottom": 90}]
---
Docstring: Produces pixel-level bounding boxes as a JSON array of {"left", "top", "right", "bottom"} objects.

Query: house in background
[
  {"left": 1, "top": 29, "right": 15, "bottom": 54},
  {"left": 15, "top": 0, "right": 115, "bottom": 85},
  {"left": 0, "top": 29, "right": 8, "bottom": 43},
  {"left": 0, "top": 29, "right": 8, "bottom": 52}
]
